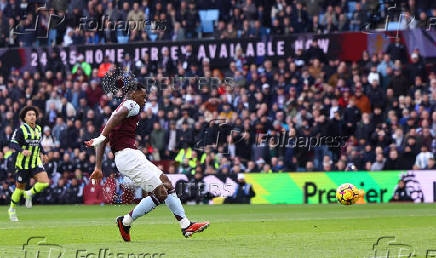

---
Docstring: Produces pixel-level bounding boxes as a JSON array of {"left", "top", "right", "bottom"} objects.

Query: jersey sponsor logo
[{"left": 25, "top": 139, "right": 41, "bottom": 146}]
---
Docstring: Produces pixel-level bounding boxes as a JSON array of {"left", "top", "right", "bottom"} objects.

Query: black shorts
[{"left": 15, "top": 167, "right": 45, "bottom": 184}]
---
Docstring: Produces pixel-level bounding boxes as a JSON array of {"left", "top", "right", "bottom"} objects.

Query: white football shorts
[{"left": 114, "top": 148, "right": 163, "bottom": 192}]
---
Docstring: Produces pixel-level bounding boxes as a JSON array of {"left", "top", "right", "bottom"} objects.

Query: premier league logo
[{"left": 400, "top": 172, "right": 424, "bottom": 203}]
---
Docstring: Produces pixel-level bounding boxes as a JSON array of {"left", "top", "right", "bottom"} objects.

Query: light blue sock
[
  {"left": 165, "top": 192, "right": 190, "bottom": 228},
  {"left": 165, "top": 192, "right": 186, "bottom": 219},
  {"left": 131, "top": 196, "right": 157, "bottom": 221}
]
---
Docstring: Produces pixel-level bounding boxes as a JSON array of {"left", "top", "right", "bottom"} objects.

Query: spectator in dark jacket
[
  {"left": 85, "top": 80, "right": 104, "bottom": 108},
  {"left": 355, "top": 113, "right": 375, "bottom": 141},
  {"left": 305, "top": 41, "right": 325, "bottom": 63},
  {"left": 60, "top": 119, "right": 79, "bottom": 150},
  {"left": 401, "top": 145, "right": 417, "bottom": 169},
  {"left": 0, "top": 125, "right": 12, "bottom": 149},
  {"left": 383, "top": 149, "right": 402, "bottom": 170},
  {"left": 65, "top": 178, "right": 83, "bottom": 204},
  {"left": 59, "top": 153, "right": 75, "bottom": 175},
  {"left": 151, "top": 122, "right": 168, "bottom": 160},
  {"left": 343, "top": 99, "right": 361, "bottom": 135},
  {"left": 386, "top": 38, "right": 408, "bottom": 63},
  {"left": 53, "top": 178, "right": 68, "bottom": 204},
  {"left": 366, "top": 79, "right": 385, "bottom": 110},
  {"left": 102, "top": 152, "right": 117, "bottom": 177},
  {"left": 408, "top": 52, "right": 427, "bottom": 83},
  {"left": 47, "top": 51, "right": 65, "bottom": 74},
  {"left": 389, "top": 68, "right": 409, "bottom": 97},
  {"left": 390, "top": 179, "right": 413, "bottom": 202},
  {"left": 177, "top": 122, "right": 194, "bottom": 149}
]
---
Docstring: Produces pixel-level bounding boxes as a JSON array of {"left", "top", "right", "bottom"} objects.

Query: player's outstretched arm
[
  {"left": 101, "top": 106, "right": 129, "bottom": 137},
  {"left": 84, "top": 106, "right": 129, "bottom": 147},
  {"left": 90, "top": 140, "right": 107, "bottom": 184},
  {"left": 86, "top": 106, "right": 129, "bottom": 184}
]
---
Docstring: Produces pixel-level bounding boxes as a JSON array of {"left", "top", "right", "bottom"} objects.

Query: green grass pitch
[{"left": 1, "top": 204, "right": 436, "bottom": 257}]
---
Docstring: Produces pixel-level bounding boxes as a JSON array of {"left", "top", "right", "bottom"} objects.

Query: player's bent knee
[
  {"left": 147, "top": 193, "right": 161, "bottom": 206},
  {"left": 157, "top": 190, "right": 168, "bottom": 204},
  {"left": 153, "top": 185, "right": 168, "bottom": 204},
  {"left": 163, "top": 181, "right": 175, "bottom": 193},
  {"left": 160, "top": 174, "right": 175, "bottom": 193},
  {"left": 36, "top": 172, "right": 50, "bottom": 184}
]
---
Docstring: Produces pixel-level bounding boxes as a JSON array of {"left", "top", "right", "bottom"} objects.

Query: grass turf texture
[{"left": 1, "top": 204, "right": 436, "bottom": 258}]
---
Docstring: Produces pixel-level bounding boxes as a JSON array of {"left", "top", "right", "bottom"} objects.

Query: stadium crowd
[
  {"left": 1, "top": 0, "right": 436, "bottom": 205},
  {"left": 0, "top": 0, "right": 436, "bottom": 47}
]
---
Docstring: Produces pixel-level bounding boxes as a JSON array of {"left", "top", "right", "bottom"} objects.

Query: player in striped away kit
[
  {"left": 85, "top": 68, "right": 209, "bottom": 241},
  {"left": 8, "top": 106, "right": 50, "bottom": 221}
]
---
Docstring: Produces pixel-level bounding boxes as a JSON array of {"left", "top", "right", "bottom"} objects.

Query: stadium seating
[{"left": 199, "top": 9, "right": 220, "bottom": 33}]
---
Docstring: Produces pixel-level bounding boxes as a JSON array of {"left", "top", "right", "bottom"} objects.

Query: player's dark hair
[
  {"left": 126, "top": 82, "right": 147, "bottom": 97},
  {"left": 135, "top": 82, "right": 147, "bottom": 92},
  {"left": 19, "top": 106, "right": 39, "bottom": 122}
]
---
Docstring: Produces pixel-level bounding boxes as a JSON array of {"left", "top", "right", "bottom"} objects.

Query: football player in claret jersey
[{"left": 85, "top": 79, "right": 209, "bottom": 241}]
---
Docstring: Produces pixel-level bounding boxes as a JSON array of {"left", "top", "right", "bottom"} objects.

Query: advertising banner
[
  {"left": 0, "top": 32, "right": 369, "bottom": 72},
  {"left": 2, "top": 29, "right": 435, "bottom": 73},
  {"left": 402, "top": 29, "right": 436, "bottom": 58},
  {"left": 243, "top": 171, "right": 403, "bottom": 204},
  {"left": 163, "top": 170, "right": 436, "bottom": 204},
  {"left": 25, "top": 36, "right": 318, "bottom": 71},
  {"left": 183, "top": 170, "right": 433, "bottom": 205}
]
